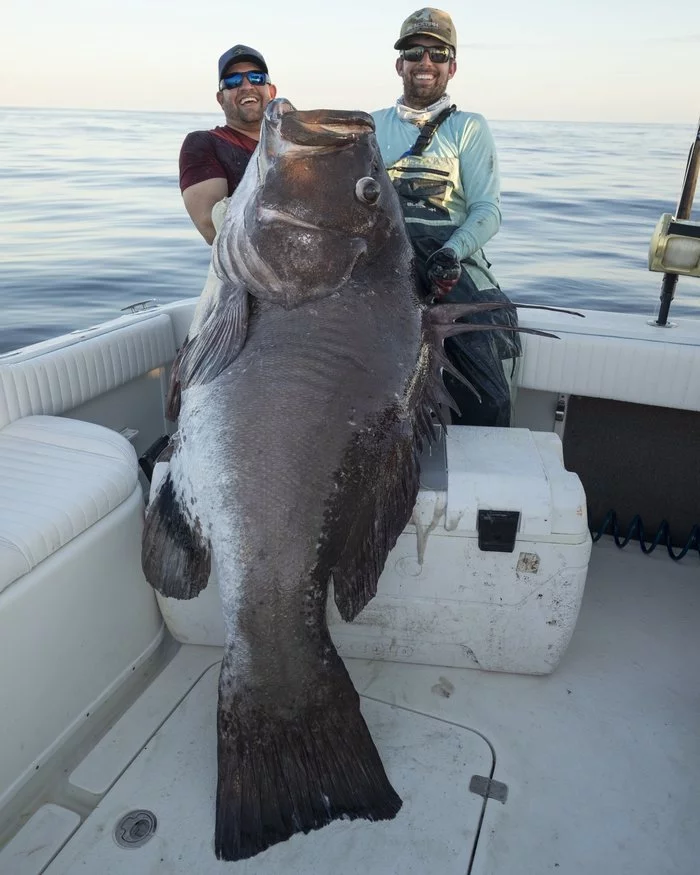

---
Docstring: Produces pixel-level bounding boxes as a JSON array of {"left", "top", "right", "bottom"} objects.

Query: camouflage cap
[{"left": 394, "top": 8, "right": 457, "bottom": 51}]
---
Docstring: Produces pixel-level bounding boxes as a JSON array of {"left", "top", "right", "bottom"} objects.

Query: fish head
[{"left": 215, "top": 98, "right": 409, "bottom": 307}]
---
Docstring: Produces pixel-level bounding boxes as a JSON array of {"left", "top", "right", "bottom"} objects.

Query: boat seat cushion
[
  {"left": 0, "top": 415, "right": 138, "bottom": 594},
  {"left": 0, "top": 312, "right": 176, "bottom": 430}
]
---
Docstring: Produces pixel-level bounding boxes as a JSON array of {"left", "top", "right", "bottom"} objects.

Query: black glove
[{"left": 426, "top": 247, "right": 461, "bottom": 298}]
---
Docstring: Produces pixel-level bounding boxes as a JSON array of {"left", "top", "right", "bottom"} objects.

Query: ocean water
[{"left": 0, "top": 107, "right": 698, "bottom": 355}]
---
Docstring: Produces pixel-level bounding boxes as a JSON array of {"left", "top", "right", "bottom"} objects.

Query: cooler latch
[
  {"left": 477, "top": 510, "right": 520, "bottom": 552},
  {"left": 469, "top": 775, "right": 509, "bottom": 803}
]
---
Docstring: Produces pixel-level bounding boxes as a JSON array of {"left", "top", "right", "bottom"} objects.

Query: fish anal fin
[
  {"left": 329, "top": 420, "right": 420, "bottom": 622},
  {"left": 215, "top": 654, "right": 402, "bottom": 861},
  {"left": 141, "top": 471, "right": 211, "bottom": 599}
]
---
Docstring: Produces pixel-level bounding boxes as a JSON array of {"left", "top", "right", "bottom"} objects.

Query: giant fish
[{"left": 142, "top": 98, "right": 558, "bottom": 861}]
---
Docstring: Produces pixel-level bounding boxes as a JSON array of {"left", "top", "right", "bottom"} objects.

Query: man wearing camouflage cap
[{"left": 372, "top": 9, "right": 520, "bottom": 427}]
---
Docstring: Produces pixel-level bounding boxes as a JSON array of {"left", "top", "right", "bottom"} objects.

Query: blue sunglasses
[{"left": 219, "top": 70, "right": 270, "bottom": 91}]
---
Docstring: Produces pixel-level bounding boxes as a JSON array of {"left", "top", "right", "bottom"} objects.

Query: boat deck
[{"left": 3, "top": 537, "right": 698, "bottom": 875}]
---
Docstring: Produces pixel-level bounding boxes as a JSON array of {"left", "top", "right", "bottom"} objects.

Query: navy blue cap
[{"left": 217, "top": 45, "right": 268, "bottom": 79}]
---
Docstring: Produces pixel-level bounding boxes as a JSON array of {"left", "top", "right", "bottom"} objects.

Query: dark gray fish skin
[
  {"left": 144, "top": 99, "right": 422, "bottom": 861},
  {"left": 205, "top": 286, "right": 418, "bottom": 859},
  {"left": 141, "top": 99, "right": 565, "bottom": 861}
]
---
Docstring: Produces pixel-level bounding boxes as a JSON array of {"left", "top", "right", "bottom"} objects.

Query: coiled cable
[{"left": 592, "top": 510, "right": 700, "bottom": 561}]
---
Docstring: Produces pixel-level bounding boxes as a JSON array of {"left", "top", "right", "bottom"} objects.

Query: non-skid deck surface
[
  {"left": 352, "top": 539, "right": 700, "bottom": 875},
  {"left": 45, "top": 666, "right": 490, "bottom": 874},
  {"left": 35, "top": 538, "right": 700, "bottom": 874}
]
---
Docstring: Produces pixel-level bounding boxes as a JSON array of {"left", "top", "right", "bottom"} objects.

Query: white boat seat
[
  {"left": 0, "top": 313, "right": 176, "bottom": 429},
  {"left": 0, "top": 415, "right": 138, "bottom": 594}
]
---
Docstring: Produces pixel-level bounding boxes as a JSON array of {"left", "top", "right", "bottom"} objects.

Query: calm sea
[{"left": 1, "top": 107, "right": 698, "bottom": 355}]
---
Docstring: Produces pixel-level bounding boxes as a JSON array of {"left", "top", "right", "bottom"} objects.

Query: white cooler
[
  {"left": 153, "top": 427, "right": 591, "bottom": 676},
  {"left": 328, "top": 426, "right": 591, "bottom": 675}
]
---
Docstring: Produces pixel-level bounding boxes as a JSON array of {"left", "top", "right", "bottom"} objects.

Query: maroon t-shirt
[{"left": 178, "top": 126, "right": 257, "bottom": 195}]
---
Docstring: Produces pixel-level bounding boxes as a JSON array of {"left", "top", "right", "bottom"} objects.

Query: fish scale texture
[{"left": 140, "top": 101, "right": 534, "bottom": 864}]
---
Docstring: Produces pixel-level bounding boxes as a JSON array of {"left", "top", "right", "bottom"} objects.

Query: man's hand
[
  {"left": 426, "top": 247, "right": 461, "bottom": 298},
  {"left": 211, "top": 197, "right": 230, "bottom": 235}
]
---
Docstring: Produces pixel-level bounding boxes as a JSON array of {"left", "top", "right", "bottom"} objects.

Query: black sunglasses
[
  {"left": 401, "top": 45, "right": 453, "bottom": 64},
  {"left": 219, "top": 70, "right": 270, "bottom": 91}
]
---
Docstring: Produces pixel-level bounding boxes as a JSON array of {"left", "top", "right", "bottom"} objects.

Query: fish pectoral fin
[
  {"left": 141, "top": 469, "right": 211, "bottom": 599},
  {"left": 168, "top": 282, "right": 249, "bottom": 414},
  {"left": 215, "top": 654, "right": 401, "bottom": 862},
  {"left": 331, "top": 430, "right": 420, "bottom": 622}
]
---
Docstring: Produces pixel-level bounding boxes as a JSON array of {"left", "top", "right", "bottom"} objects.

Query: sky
[{"left": 2, "top": 0, "right": 699, "bottom": 123}]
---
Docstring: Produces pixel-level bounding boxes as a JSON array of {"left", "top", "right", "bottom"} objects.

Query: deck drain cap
[{"left": 114, "top": 810, "right": 157, "bottom": 848}]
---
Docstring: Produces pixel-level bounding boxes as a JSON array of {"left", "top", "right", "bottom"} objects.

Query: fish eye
[{"left": 355, "top": 177, "right": 381, "bottom": 206}]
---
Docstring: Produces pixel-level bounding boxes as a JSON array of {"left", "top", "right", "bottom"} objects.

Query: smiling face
[
  {"left": 216, "top": 61, "right": 277, "bottom": 139},
  {"left": 396, "top": 36, "right": 456, "bottom": 110}
]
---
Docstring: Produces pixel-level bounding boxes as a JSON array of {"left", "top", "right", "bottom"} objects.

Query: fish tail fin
[
  {"left": 141, "top": 469, "right": 211, "bottom": 599},
  {"left": 215, "top": 652, "right": 401, "bottom": 861}
]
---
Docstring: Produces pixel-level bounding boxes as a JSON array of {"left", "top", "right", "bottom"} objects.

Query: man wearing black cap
[
  {"left": 372, "top": 9, "right": 520, "bottom": 428},
  {"left": 179, "top": 45, "right": 276, "bottom": 244}
]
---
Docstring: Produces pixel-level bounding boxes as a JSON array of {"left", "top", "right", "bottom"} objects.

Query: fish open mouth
[
  {"left": 260, "top": 100, "right": 375, "bottom": 169},
  {"left": 277, "top": 106, "right": 375, "bottom": 148}
]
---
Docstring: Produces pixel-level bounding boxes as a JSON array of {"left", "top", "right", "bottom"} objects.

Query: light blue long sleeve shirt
[{"left": 371, "top": 107, "right": 502, "bottom": 268}]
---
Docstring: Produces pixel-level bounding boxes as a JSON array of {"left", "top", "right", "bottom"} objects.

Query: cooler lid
[{"left": 444, "top": 427, "right": 588, "bottom": 540}]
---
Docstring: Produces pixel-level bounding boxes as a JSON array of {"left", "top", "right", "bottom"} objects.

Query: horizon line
[{"left": 0, "top": 104, "right": 695, "bottom": 127}]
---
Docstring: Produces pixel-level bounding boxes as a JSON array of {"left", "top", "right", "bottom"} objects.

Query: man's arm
[
  {"left": 182, "top": 177, "right": 229, "bottom": 245},
  {"left": 444, "top": 114, "right": 502, "bottom": 261}
]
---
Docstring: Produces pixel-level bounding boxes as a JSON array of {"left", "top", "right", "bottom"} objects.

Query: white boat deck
[{"left": 3, "top": 537, "right": 699, "bottom": 875}]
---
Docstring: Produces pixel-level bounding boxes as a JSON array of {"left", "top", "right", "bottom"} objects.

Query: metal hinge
[
  {"left": 469, "top": 775, "right": 508, "bottom": 804},
  {"left": 121, "top": 299, "right": 158, "bottom": 314},
  {"left": 554, "top": 393, "right": 568, "bottom": 438}
]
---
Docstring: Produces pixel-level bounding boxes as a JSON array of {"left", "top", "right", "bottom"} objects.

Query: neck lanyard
[{"left": 402, "top": 104, "right": 456, "bottom": 158}]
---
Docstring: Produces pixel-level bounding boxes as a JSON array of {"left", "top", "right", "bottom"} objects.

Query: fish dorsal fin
[
  {"left": 165, "top": 282, "right": 249, "bottom": 421},
  {"left": 423, "top": 300, "right": 566, "bottom": 417}
]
